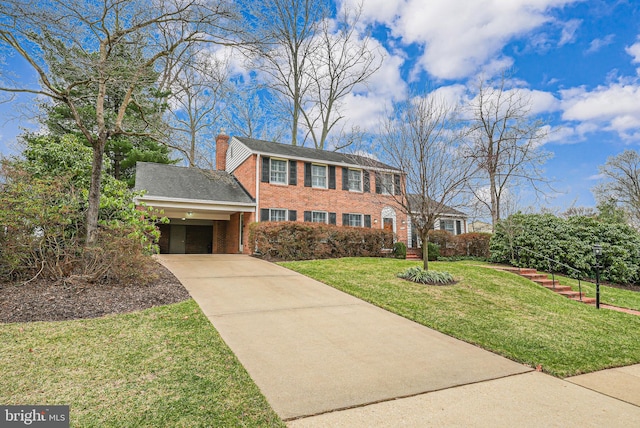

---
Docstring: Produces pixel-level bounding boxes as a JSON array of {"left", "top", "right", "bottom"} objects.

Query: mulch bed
[{"left": 0, "top": 261, "right": 191, "bottom": 324}]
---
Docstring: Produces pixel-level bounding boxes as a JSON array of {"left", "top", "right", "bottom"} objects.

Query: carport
[{"left": 134, "top": 162, "right": 255, "bottom": 254}]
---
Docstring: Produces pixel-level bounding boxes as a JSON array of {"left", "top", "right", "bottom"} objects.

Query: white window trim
[
  {"left": 380, "top": 173, "right": 393, "bottom": 195},
  {"left": 269, "top": 208, "right": 287, "bottom": 222},
  {"left": 311, "top": 163, "right": 328, "bottom": 189},
  {"left": 311, "top": 210, "right": 328, "bottom": 223},
  {"left": 348, "top": 168, "right": 363, "bottom": 192},
  {"left": 347, "top": 213, "right": 363, "bottom": 227},
  {"left": 270, "top": 158, "right": 288, "bottom": 185}
]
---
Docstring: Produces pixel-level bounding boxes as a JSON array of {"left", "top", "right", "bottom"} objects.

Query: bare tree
[
  {"left": 243, "top": 0, "right": 381, "bottom": 149},
  {"left": 380, "top": 94, "right": 474, "bottom": 270},
  {"left": 164, "top": 50, "right": 229, "bottom": 168},
  {"left": 464, "top": 73, "right": 551, "bottom": 230},
  {"left": 0, "top": 0, "right": 238, "bottom": 243},
  {"left": 593, "top": 149, "right": 640, "bottom": 225},
  {"left": 242, "top": 0, "right": 322, "bottom": 146},
  {"left": 223, "top": 77, "right": 289, "bottom": 142},
  {"left": 300, "top": 6, "right": 382, "bottom": 149}
]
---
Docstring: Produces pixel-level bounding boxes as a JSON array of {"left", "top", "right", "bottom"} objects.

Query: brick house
[{"left": 134, "top": 134, "right": 411, "bottom": 254}]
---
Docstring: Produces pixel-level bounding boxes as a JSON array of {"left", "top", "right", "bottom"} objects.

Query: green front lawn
[
  {"left": 280, "top": 258, "right": 640, "bottom": 377},
  {"left": 0, "top": 300, "right": 284, "bottom": 427}
]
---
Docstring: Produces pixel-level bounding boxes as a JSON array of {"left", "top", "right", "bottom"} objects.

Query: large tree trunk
[{"left": 86, "top": 141, "right": 106, "bottom": 244}]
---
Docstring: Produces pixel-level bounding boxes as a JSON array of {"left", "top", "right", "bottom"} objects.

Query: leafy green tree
[
  {"left": 0, "top": 0, "right": 238, "bottom": 243},
  {"left": 0, "top": 133, "right": 163, "bottom": 282}
]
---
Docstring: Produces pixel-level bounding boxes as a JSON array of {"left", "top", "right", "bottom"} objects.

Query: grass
[
  {"left": 280, "top": 258, "right": 640, "bottom": 378},
  {"left": 0, "top": 300, "right": 284, "bottom": 428}
]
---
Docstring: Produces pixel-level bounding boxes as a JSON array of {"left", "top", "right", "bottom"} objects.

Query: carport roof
[{"left": 134, "top": 162, "right": 255, "bottom": 204}]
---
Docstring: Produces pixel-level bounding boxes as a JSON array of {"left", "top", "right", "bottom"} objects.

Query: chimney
[{"left": 216, "top": 132, "right": 230, "bottom": 171}]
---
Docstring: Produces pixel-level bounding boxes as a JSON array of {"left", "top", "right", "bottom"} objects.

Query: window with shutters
[
  {"left": 380, "top": 173, "right": 394, "bottom": 195},
  {"left": 345, "top": 213, "right": 363, "bottom": 227},
  {"left": 441, "top": 219, "right": 455, "bottom": 234},
  {"left": 311, "top": 211, "right": 327, "bottom": 223},
  {"left": 269, "top": 209, "right": 287, "bottom": 222},
  {"left": 348, "top": 169, "right": 362, "bottom": 192},
  {"left": 270, "top": 159, "right": 287, "bottom": 184},
  {"left": 312, "top": 164, "right": 327, "bottom": 188}
]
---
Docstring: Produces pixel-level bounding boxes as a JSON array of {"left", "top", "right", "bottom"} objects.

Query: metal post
[
  {"left": 593, "top": 244, "right": 602, "bottom": 310},
  {"left": 595, "top": 263, "right": 600, "bottom": 309}
]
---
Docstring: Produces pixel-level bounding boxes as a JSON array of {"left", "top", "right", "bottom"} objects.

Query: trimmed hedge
[
  {"left": 490, "top": 213, "right": 640, "bottom": 284},
  {"left": 424, "top": 231, "right": 492, "bottom": 259},
  {"left": 249, "top": 222, "right": 394, "bottom": 261}
]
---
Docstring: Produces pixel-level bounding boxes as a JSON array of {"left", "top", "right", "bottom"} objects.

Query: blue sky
[{"left": 2, "top": 0, "right": 640, "bottom": 213}]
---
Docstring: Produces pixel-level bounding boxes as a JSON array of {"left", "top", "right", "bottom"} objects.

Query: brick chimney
[{"left": 216, "top": 133, "right": 230, "bottom": 171}]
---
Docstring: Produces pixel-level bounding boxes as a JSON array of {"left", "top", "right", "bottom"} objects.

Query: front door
[{"left": 383, "top": 218, "right": 393, "bottom": 232}]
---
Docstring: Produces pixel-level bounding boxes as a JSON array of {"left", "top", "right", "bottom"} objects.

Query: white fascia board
[{"left": 136, "top": 195, "right": 255, "bottom": 213}]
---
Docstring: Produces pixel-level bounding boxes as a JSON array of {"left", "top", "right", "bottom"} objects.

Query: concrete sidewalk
[{"left": 158, "top": 254, "right": 640, "bottom": 426}]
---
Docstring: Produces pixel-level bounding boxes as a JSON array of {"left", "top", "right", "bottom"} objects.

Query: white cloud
[
  {"left": 586, "top": 34, "right": 615, "bottom": 54},
  {"left": 625, "top": 38, "right": 640, "bottom": 63},
  {"left": 559, "top": 82, "right": 640, "bottom": 140},
  {"left": 341, "top": 0, "right": 581, "bottom": 80},
  {"left": 559, "top": 19, "right": 581, "bottom": 46}
]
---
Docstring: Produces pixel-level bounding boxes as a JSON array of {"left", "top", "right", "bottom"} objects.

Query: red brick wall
[
  {"left": 257, "top": 166, "right": 408, "bottom": 245},
  {"left": 233, "top": 154, "right": 258, "bottom": 198}
]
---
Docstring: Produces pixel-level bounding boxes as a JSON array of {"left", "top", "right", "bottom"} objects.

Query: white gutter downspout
[{"left": 255, "top": 153, "right": 260, "bottom": 222}]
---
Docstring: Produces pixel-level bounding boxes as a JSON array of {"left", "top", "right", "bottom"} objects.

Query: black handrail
[{"left": 515, "top": 246, "right": 585, "bottom": 302}]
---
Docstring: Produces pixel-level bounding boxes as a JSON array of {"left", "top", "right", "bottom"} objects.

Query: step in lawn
[{"left": 509, "top": 268, "right": 594, "bottom": 304}]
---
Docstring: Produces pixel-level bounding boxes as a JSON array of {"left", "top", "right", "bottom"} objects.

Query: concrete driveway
[{"left": 157, "top": 254, "right": 640, "bottom": 426}]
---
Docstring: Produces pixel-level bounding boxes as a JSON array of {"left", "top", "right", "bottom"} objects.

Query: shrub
[
  {"left": 455, "top": 232, "right": 492, "bottom": 258},
  {"left": 428, "top": 230, "right": 456, "bottom": 256},
  {"left": 0, "top": 159, "right": 161, "bottom": 283},
  {"left": 397, "top": 266, "right": 454, "bottom": 285},
  {"left": 490, "top": 213, "right": 640, "bottom": 284},
  {"left": 427, "top": 242, "right": 440, "bottom": 261},
  {"left": 249, "top": 222, "right": 393, "bottom": 261},
  {"left": 393, "top": 241, "right": 407, "bottom": 259}
]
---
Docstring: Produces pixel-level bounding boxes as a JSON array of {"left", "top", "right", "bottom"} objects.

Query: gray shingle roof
[
  {"left": 134, "top": 162, "right": 254, "bottom": 204},
  {"left": 235, "top": 137, "right": 401, "bottom": 172},
  {"left": 407, "top": 194, "right": 467, "bottom": 217}
]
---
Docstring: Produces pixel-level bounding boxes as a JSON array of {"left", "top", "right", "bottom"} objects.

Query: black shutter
[
  {"left": 456, "top": 220, "right": 462, "bottom": 235},
  {"left": 261, "top": 157, "right": 270, "bottom": 183},
  {"left": 304, "top": 162, "right": 312, "bottom": 187},
  {"left": 342, "top": 168, "right": 349, "bottom": 190},
  {"left": 289, "top": 210, "right": 297, "bottom": 221},
  {"left": 342, "top": 213, "right": 349, "bottom": 226},
  {"left": 289, "top": 160, "right": 297, "bottom": 185},
  {"left": 363, "top": 170, "right": 370, "bottom": 192},
  {"left": 260, "top": 209, "right": 270, "bottom": 222},
  {"left": 375, "top": 172, "right": 382, "bottom": 194},
  {"left": 394, "top": 174, "right": 401, "bottom": 195},
  {"left": 364, "top": 215, "right": 371, "bottom": 228},
  {"left": 328, "top": 165, "right": 336, "bottom": 189},
  {"left": 304, "top": 211, "right": 311, "bottom": 222},
  {"left": 440, "top": 221, "right": 445, "bottom": 230},
  {"left": 329, "top": 212, "right": 336, "bottom": 225}
]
